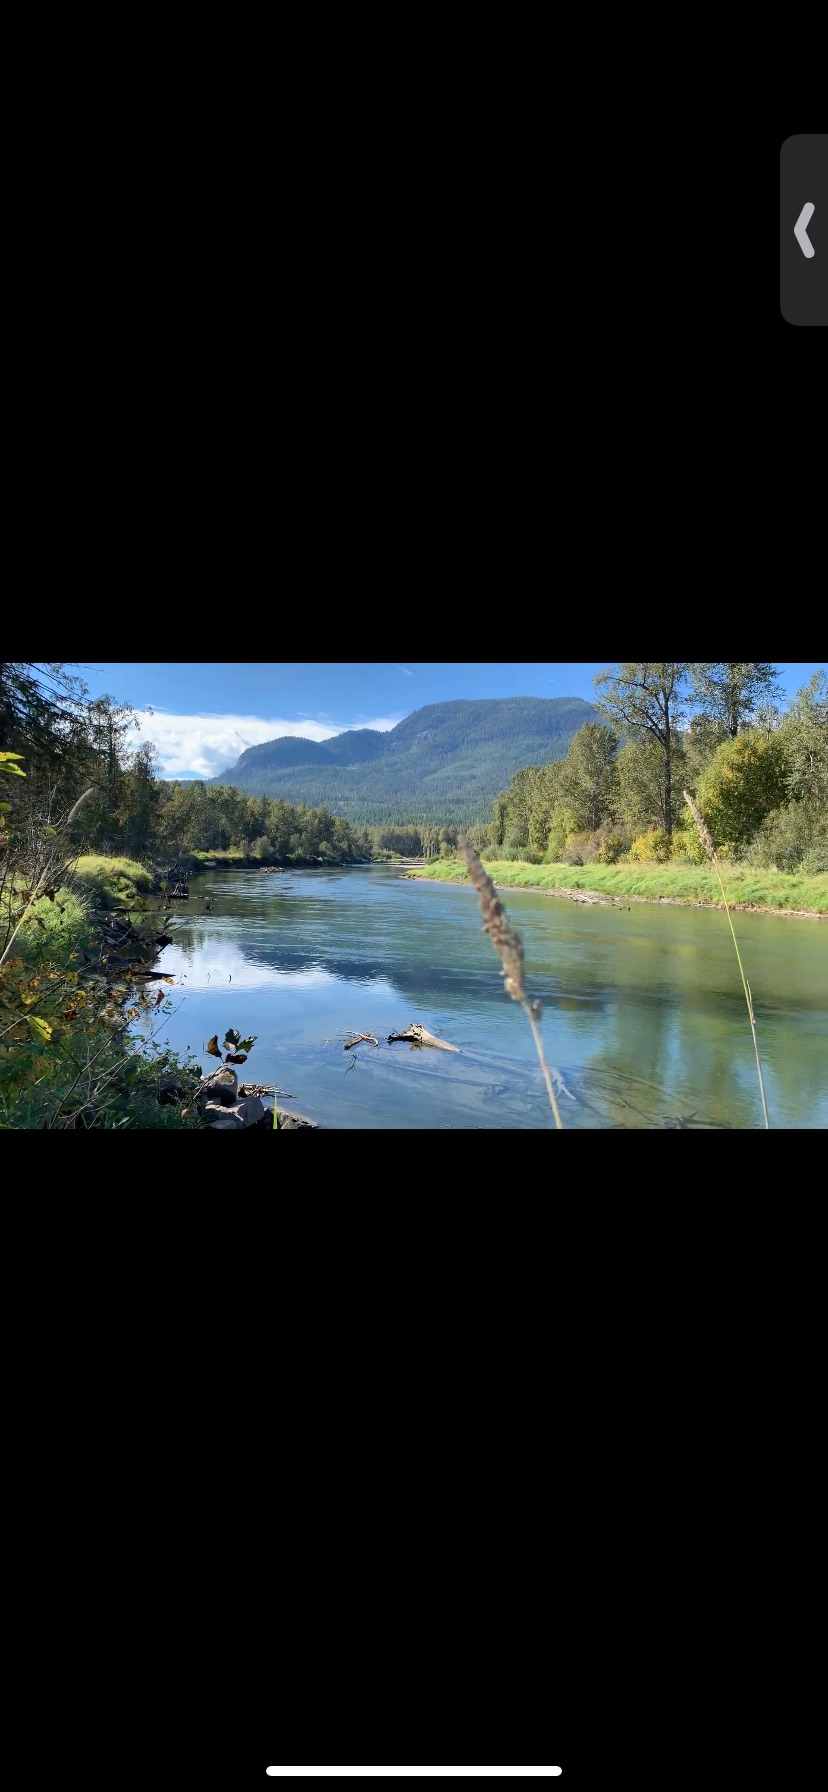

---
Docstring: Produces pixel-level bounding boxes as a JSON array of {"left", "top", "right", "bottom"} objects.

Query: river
[{"left": 140, "top": 866, "right": 828, "bottom": 1128}]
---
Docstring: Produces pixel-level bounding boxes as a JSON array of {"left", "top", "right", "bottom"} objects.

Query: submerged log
[
  {"left": 387, "top": 1024, "right": 460, "bottom": 1052},
  {"left": 344, "top": 1032, "right": 379, "bottom": 1049}
]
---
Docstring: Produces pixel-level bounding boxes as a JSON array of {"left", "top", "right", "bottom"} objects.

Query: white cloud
[
  {"left": 396, "top": 665, "right": 414, "bottom": 677},
  {"left": 127, "top": 709, "right": 401, "bottom": 779}
]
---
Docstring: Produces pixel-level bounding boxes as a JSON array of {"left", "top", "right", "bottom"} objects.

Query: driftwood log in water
[
  {"left": 344, "top": 1032, "right": 379, "bottom": 1049},
  {"left": 387, "top": 1024, "right": 460, "bottom": 1052}
]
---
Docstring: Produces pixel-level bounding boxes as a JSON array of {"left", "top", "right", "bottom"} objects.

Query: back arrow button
[{"left": 794, "top": 202, "right": 815, "bottom": 258}]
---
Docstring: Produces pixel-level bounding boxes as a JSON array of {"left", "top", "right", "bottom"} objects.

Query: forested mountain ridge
[{"left": 210, "top": 697, "right": 603, "bottom": 823}]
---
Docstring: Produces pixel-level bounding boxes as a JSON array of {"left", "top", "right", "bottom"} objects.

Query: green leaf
[{"left": 27, "top": 1016, "right": 53, "bottom": 1043}]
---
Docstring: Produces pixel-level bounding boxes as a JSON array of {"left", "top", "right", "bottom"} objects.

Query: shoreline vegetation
[{"left": 404, "top": 858, "right": 828, "bottom": 919}]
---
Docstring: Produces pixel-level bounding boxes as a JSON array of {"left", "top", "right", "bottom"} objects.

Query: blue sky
[{"left": 76, "top": 662, "right": 826, "bottom": 780}]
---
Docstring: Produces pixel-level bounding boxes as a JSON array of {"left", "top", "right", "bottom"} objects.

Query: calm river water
[{"left": 140, "top": 866, "right": 828, "bottom": 1128}]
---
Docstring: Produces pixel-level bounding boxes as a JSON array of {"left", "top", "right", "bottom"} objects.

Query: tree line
[
  {"left": 489, "top": 663, "right": 828, "bottom": 871},
  {"left": 2, "top": 660, "right": 825, "bottom": 876},
  {"left": 0, "top": 665, "right": 370, "bottom": 865}
]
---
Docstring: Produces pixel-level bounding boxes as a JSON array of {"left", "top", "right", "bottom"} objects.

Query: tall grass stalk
[
  {"left": 684, "top": 792, "right": 769, "bottom": 1129},
  {"left": 460, "top": 839, "right": 563, "bottom": 1130}
]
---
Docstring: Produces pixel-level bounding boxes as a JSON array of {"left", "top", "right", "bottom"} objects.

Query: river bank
[
  {"left": 186, "top": 849, "right": 370, "bottom": 873},
  {"left": 1, "top": 855, "right": 311, "bottom": 1129},
  {"left": 405, "top": 858, "right": 828, "bottom": 919}
]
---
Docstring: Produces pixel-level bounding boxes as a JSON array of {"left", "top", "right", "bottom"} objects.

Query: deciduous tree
[
  {"left": 558, "top": 723, "right": 619, "bottom": 831},
  {"left": 696, "top": 732, "right": 789, "bottom": 849},
  {"left": 690, "top": 663, "right": 781, "bottom": 738},
  {"left": 595, "top": 663, "right": 688, "bottom": 835}
]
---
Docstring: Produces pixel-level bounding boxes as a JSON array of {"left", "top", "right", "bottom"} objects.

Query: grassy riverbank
[
  {"left": 72, "top": 854, "right": 157, "bottom": 908},
  {"left": 407, "top": 858, "right": 828, "bottom": 915},
  {"left": 1, "top": 853, "right": 200, "bottom": 1128}
]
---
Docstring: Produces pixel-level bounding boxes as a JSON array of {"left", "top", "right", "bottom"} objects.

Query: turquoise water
[{"left": 137, "top": 866, "right": 828, "bottom": 1128}]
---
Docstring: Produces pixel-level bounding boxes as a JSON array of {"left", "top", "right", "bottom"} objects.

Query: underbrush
[
  {"left": 0, "top": 1011, "right": 203, "bottom": 1129},
  {"left": 0, "top": 852, "right": 200, "bottom": 1128},
  {"left": 15, "top": 886, "right": 93, "bottom": 965}
]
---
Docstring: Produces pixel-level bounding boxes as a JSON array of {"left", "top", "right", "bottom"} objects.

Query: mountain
[{"left": 210, "top": 697, "right": 603, "bottom": 824}]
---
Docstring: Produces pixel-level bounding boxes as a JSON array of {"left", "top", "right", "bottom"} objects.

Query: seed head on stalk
[
  {"left": 460, "top": 841, "right": 528, "bottom": 1004},
  {"left": 459, "top": 839, "right": 563, "bottom": 1129},
  {"left": 683, "top": 791, "right": 715, "bottom": 860}
]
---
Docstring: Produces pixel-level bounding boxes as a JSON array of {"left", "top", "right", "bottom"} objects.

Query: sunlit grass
[
  {"left": 72, "top": 855, "right": 155, "bottom": 908},
  {"left": 409, "top": 859, "right": 828, "bottom": 912},
  {"left": 191, "top": 848, "right": 247, "bottom": 862}
]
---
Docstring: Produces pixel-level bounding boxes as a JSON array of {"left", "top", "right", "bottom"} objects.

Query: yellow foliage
[{"left": 630, "top": 828, "right": 672, "bottom": 863}]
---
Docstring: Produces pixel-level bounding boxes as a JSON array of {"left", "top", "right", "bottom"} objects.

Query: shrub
[
  {"left": 745, "top": 799, "right": 828, "bottom": 872},
  {"left": 17, "top": 887, "right": 92, "bottom": 965},
  {"left": 595, "top": 829, "right": 628, "bottom": 865},
  {"left": 546, "top": 824, "right": 628, "bottom": 866},
  {"left": 563, "top": 830, "right": 602, "bottom": 865},
  {"left": 696, "top": 731, "right": 789, "bottom": 849},
  {"left": 801, "top": 845, "right": 828, "bottom": 875},
  {"left": 671, "top": 822, "right": 707, "bottom": 865},
  {"left": 493, "top": 846, "right": 544, "bottom": 864},
  {"left": 629, "top": 828, "right": 672, "bottom": 863}
]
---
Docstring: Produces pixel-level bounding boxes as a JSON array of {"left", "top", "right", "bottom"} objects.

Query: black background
[{"left": 8, "top": 38, "right": 823, "bottom": 1790}]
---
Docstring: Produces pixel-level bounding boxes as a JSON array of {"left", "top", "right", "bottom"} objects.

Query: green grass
[
  {"left": 409, "top": 858, "right": 828, "bottom": 913},
  {"left": 71, "top": 855, "right": 156, "bottom": 908},
  {"left": 2, "top": 875, "right": 93, "bottom": 966},
  {"left": 0, "top": 855, "right": 203, "bottom": 1130},
  {"left": 16, "top": 887, "right": 92, "bottom": 962},
  {"left": 190, "top": 848, "right": 247, "bottom": 862}
]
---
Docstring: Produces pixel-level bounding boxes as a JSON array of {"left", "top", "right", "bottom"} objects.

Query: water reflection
[{"left": 147, "top": 867, "right": 828, "bottom": 1129}]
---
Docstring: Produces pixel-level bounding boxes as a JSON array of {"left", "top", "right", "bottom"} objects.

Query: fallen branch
[
  {"left": 387, "top": 1024, "right": 460, "bottom": 1052},
  {"left": 344, "top": 1032, "right": 379, "bottom": 1049},
  {"left": 239, "top": 1083, "right": 294, "bottom": 1099}
]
